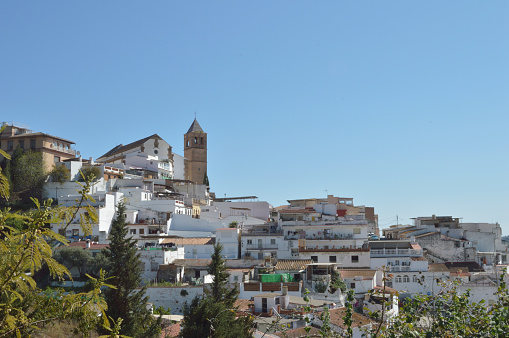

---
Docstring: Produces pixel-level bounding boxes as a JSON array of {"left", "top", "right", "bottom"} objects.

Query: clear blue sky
[{"left": 1, "top": 1, "right": 508, "bottom": 232}]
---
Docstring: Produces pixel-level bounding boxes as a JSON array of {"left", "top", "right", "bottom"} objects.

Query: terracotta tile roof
[
  {"left": 234, "top": 298, "right": 254, "bottom": 312},
  {"left": 6, "top": 132, "right": 75, "bottom": 144},
  {"left": 171, "top": 259, "right": 212, "bottom": 267},
  {"left": 160, "top": 237, "right": 215, "bottom": 245},
  {"left": 274, "top": 326, "right": 320, "bottom": 337},
  {"left": 373, "top": 285, "right": 399, "bottom": 295},
  {"left": 444, "top": 262, "right": 483, "bottom": 272},
  {"left": 428, "top": 263, "right": 449, "bottom": 272},
  {"left": 315, "top": 308, "right": 373, "bottom": 329},
  {"left": 161, "top": 322, "right": 180, "bottom": 337},
  {"left": 275, "top": 259, "right": 313, "bottom": 271},
  {"left": 97, "top": 134, "right": 163, "bottom": 160},
  {"left": 340, "top": 269, "right": 376, "bottom": 279},
  {"left": 64, "top": 241, "right": 109, "bottom": 250},
  {"left": 414, "top": 232, "right": 439, "bottom": 238},
  {"left": 411, "top": 256, "right": 428, "bottom": 261}
]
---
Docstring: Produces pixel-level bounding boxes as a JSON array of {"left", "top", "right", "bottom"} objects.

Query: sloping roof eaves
[
  {"left": 97, "top": 134, "right": 163, "bottom": 160},
  {"left": 7, "top": 132, "right": 75, "bottom": 144},
  {"left": 275, "top": 259, "right": 313, "bottom": 271}
]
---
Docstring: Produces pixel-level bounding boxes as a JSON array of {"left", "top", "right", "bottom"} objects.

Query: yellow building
[{"left": 0, "top": 122, "right": 77, "bottom": 171}]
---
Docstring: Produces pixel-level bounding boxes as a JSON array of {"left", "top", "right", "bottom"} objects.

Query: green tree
[
  {"left": 8, "top": 148, "right": 46, "bottom": 205},
  {"left": 102, "top": 202, "right": 160, "bottom": 338},
  {"left": 181, "top": 243, "right": 253, "bottom": 338},
  {"left": 49, "top": 164, "right": 71, "bottom": 183},
  {"left": 53, "top": 246, "right": 93, "bottom": 278},
  {"left": 0, "top": 176, "right": 112, "bottom": 337},
  {"left": 79, "top": 165, "right": 102, "bottom": 182}
]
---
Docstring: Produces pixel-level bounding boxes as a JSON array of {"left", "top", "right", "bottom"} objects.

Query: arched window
[
  {"left": 403, "top": 275, "right": 410, "bottom": 283},
  {"left": 395, "top": 275, "right": 402, "bottom": 283},
  {"left": 187, "top": 141, "right": 189, "bottom": 147},
  {"left": 194, "top": 137, "right": 197, "bottom": 144}
]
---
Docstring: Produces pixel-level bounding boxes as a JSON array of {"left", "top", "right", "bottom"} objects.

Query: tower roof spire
[{"left": 187, "top": 118, "right": 204, "bottom": 133}]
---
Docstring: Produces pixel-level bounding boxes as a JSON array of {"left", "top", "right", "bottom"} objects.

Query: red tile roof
[
  {"left": 161, "top": 322, "right": 180, "bottom": 337},
  {"left": 274, "top": 326, "right": 320, "bottom": 337},
  {"left": 160, "top": 237, "right": 215, "bottom": 245},
  {"left": 315, "top": 308, "right": 373, "bottom": 329}
]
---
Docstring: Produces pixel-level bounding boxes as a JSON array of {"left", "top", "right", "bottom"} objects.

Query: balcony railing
[
  {"left": 245, "top": 244, "right": 279, "bottom": 250},
  {"left": 298, "top": 246, "right": 369, "bottom": 252},
  {"left": 389, "top": 266, "right": 412, "bottom": 272},
  {"left": 49, "top": 144, "right": 77, "bottom": 155},
  {"left": 370, "top": 248, "right": 423, "bottom": 257}
]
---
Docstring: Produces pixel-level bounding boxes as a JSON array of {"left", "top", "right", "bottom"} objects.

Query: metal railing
[{"left": 370, "top": 248, "right": 423, "bottom": 257}]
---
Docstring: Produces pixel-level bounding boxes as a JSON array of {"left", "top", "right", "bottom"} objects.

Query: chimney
[
  {"left": 282, "top": 286, "right": 288, "bottom": 296},
  {"left": 86, "top": 239, "right": 91, "bottom": 249}
]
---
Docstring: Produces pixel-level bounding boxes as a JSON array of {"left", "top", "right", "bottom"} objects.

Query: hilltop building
[
  {"left": 0, "top": 122, "right": 78, "bottom": 170},
  {"left": 184, "top": 118, "right": 207, "bottom": 185}
]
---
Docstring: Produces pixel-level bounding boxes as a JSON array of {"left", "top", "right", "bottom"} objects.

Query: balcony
[
  {"left": 389, "top": 266, "right": 412, "bottom": 272},
  {"left": 245, "top": 244, "right": 279, "bottom": 250},
  {"left": 49, "top": 144, "right": 77, "bottom": 156},
  {"left": 370, "top": 248, "right": 423, "bottom": 257},
  {"left": 298, "top": 245, "right": 369, "bottom": 253}
]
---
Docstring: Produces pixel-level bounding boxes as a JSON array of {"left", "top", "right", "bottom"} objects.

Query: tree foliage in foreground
[
  {"left": 363, "top": 270, "right": 509, "bottom": 338},
  {"left": 181, "top": 243, "right": 253, "bottom": 338},
  {"left": 102, "top": 202, "right": 160, "bottom": 338},
  {"left": 0, "top": 174, "right": 114, "bottom": 337}
]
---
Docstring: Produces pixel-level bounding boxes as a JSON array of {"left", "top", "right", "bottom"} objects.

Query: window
[
  {"left": 7, "top": 141, "right": 13, "bottom": 150},
  {"left": 54, "top": 156, "right": 60, "bottom": 163},
  {"left": 19, "top": 140, "right": 24, "bottom": 149},
  {"left": 234, "top": 275, "right": 239, "bottom": 282},
  {"left": 194, "top": 137, "right": 197, "bottom": 144},
  {"left": 351, "top": 255, "right": 359, "bottom": 263},
  {"left": 413, "top": 275, "right": 418, "bottom": 282},
  {"left": 247, "top": 239, "right": 252, "bottom": 245},
  {"left": 403, "top": 275, "right": 410, "bottom": 282},
  {"left": 270, "top": 239, "right": 276, "bottom": 245},
  {"left": 350, "top": 282, "right": 355, "bottom": 289},
  {"left": 130, "top": 229, "right": 136, "bottom": 235},
  {"left": 311, "top": 256, "right": 318, "bottom": 263},
  {"left": 72, "top": 229, "right": 79, "bottom": 236},
  {"left": 139, "top": 229, "right": 145, "bottom": 235},
  {"left": 151, "top": 262, "right": 158, "bottom": 271},
  {"left": 275, "top": 297, "right": 280, "bottom": 305},
  {"left": 30, "top": 139, "right": 36, "bottom": 149},
  {"left": 329, "top": 256, "right": 337, "bottom": 263},
  {"left": 395, "top": 275, "right": 402, "bottom": 283}
]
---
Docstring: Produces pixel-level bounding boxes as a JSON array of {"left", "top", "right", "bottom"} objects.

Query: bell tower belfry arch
[{"left": 184, "top": 118, "right": 207, "bottom": 184}]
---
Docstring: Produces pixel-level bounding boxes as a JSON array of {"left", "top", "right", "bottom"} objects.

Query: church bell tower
[{"left": 184, "top": 118, "right": 207, "bottom": 185}]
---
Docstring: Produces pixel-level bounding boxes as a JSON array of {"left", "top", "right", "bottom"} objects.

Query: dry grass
[{"left": 31, "top": 320, "right": 99, "bottom": 338}]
